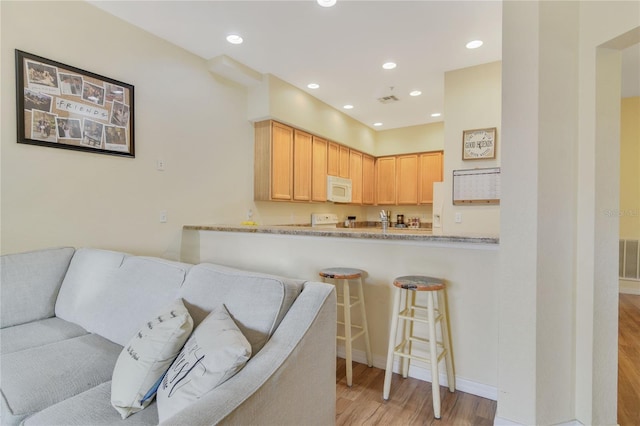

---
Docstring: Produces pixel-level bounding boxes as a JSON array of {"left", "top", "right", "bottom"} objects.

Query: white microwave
[{"left": 327, "top": 176, "right": 352, "bottom": 203}]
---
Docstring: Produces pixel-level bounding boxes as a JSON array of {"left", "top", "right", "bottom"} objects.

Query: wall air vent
[
  {"left": 620, "top": 239, "right": 640, "bottom": 281},
  {"left": 377, "top": 95, "right": 399, "bottom": 104}
]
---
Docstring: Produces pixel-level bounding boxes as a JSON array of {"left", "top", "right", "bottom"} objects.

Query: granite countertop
[{"left": 183, "top": 224, "right": 499, "bottom": 245}]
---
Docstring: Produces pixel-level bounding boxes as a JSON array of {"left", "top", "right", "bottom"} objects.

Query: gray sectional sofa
[{"left": 0, "top": 247, "right": 337, "bottom": 425}]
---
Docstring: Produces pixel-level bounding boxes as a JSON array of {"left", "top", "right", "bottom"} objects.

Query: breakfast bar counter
[
  {"left": 180, "top": 223, "right": 501, "bottom": 401},
  {"left": 183, "top": 224, "right": 499, "bottom": 245}
]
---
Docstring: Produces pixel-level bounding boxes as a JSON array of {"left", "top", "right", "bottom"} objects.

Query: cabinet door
[
  {"left": 362, "top": 154, "right": 375, "bottom": 205},
  {"left": 327, "top": 142, "right": 339, "bottom": 176},
  {"left": 418, "top": 151, "right": 443, "bottom": 204},
  {"left": 349, "top": 150, "right": 363, "bottom": 204},
  {"left": 293, "top": 129, "right": 312, "bottom": 201},
  {"left": 376, "top": 156, "right": 396, "bottom": 205},
  {"left": 270, "top": 122, "right": 294, "bottom": 200},
  {"left": 339, "top": 145, "right": 350, "bottom": 178},
  {"left": 312, "top": 136, "right": 328, "bottom": 202},
  {"left": 396, "top": 154, "right": 418, "bottom": 205}
]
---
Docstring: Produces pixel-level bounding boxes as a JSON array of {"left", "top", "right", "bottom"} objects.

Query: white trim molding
[{"left": 337, "top": 347, "right": 498, "bottom": 401}]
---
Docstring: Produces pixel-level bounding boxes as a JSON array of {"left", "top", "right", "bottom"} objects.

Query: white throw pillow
[
  {"left": 156, "top": 304, "right": 252, "bottom": 423},
  {"left": 111, "top": 298, "right": 193, "bottom": 419}
]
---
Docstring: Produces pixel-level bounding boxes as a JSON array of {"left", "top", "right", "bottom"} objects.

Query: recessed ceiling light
[
  {"left": 307, "top": 83, "right": 319, "bottom": 89},
  {"left": 409, "top": 90, "right": 422, "bottom": 97},
  {"left": 382, "top": 62, "right": 397, "bottom": 70},
  {"left": 317, "top": 0, "right": 336, "bottom": 7},
  {"left": 466, "top": 40, "right": 483, "bottom": 49},
  {"left": 226, "top": 34, "right": 243, "bottom": 45},
  {"left": 343, "top": 104, "right": 354, "bottom": 110},
  {"left": 373, "top": 122, "right": 383, "bottom": 127},
  {"left": 431, "top": 113, "right": 442, "bottom": 117}
]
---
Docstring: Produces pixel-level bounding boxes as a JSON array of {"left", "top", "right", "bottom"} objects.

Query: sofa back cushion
[
  {"left": 55, "top": 248, "right": 191, "bottom": 346},
  {"left": 1, "top": 247, "right": 75, "bottom": 328},
  {"left": 178, "top": 263, "right": 303, "bottom": 354}
]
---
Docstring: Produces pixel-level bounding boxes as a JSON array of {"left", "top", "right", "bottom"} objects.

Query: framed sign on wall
[
  {"left": 15, "top": 50, "right": 134, "bottom": 157},
  {"left": 462, "top": 127, "right": 496, "bottom": 160}
]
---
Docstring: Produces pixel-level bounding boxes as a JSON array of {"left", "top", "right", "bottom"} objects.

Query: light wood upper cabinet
[
  {"left": 327, "top": 142, "right": 339, "bottom": 176},
  {"left": 375, "top": 152, "right": 442, "bottom": 206},
  {"left": 376, "top": 156, "right": 396, "bottom": 205},
  {"left": 327, "top": 142, "right": 350, "bottom": 178},
  {"left": 327, "top": 142, "right": 338, "bottom": 177},
  {"left": 312, "top": 136, "right": 328, "bottom": 202},
  {"left": 362, "top": 154, "right": 375, "bottom": 205},
  {"left": 349, "top": 150, "right": 363, "bottom": 204},
  {"left": 254, "top": 120, "right": 294, "bottom": 201},
  {"left": 255, "top": 120, "right": 443, "bottom": 205},
  {"left": 396, "top": 154, "right": 419, "bottom": 205},
  {"left": 418, "top": 151, "right": 443, "bottom": 204},
  {"left": 293, "top": 129, "right": 313, "bottom": 201},
  {"left": 339, "top": 145, "right": 350, "bottom": 178}
]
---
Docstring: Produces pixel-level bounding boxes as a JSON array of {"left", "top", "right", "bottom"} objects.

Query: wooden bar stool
[
  {"left": 319, "top": 267, "right": 373, "bottom": 386},
  {"left": 382, "top": 275, "right": 455, "bottom": 419}
]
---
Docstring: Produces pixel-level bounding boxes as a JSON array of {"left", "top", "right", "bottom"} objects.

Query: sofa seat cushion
[
  {"left": 178, "top": 263, "right": 304, "bottom": 354},
  {"left": 55, "top": 248, "right": 192, "bottom": 346},
  {"left": 1, "top": 247, "right": 75, "bottom": 328},
  {"left": 22, "top": 381, "right": 158, "bottom": 426},
  {"left": 1, "top": 392, "right": 27, "bottom": 426},
  {"left": 1, "top": 334, "right": 121, "bottom": 417},
  {"left": 1, "top": 317, "right": 87, "bottom": 355}
]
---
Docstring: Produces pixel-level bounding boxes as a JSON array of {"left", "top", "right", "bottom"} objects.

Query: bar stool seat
[
  {"left": 382, "top": 275, "right": 455, "bottom": 419},
  {"left": 319, "top": 267, "right": 372, "bottom": 387}
]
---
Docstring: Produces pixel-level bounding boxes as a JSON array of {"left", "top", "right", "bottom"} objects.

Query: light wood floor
[
  {"left": 334, "top": 294, "right": 638, "bottom": 425},
  {"left": 336, "top": 358, "right": 496, "bottom": 425},
  {"left": 619, "top": 293, "right": 640, "bottom": 426}
]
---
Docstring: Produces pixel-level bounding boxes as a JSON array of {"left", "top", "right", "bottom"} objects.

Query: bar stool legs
[
  {"left": 383, "top": 282, "right": 402, "bottom": 397},
  {"left": 320, "top": 267, "right": 372, "bottom": 387},
  {"left": 383, "top": 276, "right": 455, "bottom": 419}
]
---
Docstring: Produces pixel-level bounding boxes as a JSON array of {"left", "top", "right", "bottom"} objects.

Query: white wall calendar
[{"left": 453, "top": 167, "right": 501, "bottom": 205}]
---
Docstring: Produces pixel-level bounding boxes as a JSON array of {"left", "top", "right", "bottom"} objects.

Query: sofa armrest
[
  {"left": 1, "top": 247, "right": 75, "bottom": 328},
  {"left": 159, "top": 281, "right": 337, "bottom": 426}
]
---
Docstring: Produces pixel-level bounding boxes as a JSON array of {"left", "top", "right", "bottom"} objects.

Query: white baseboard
[
  {"left": 619, "top": 279, "right": 640, "bottom": 295},
  {"left": 493, "top": 416, "right": 584, "bottom": 425},
  {"left": 493, "top": 417, "right": 524, "bottom": 426},
  {"left": 337, "top": 346, "right": 498, "bottom": 401}
]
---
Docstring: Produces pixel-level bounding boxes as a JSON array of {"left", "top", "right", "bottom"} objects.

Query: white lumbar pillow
[
  {"left": 156, "top": 304, "right": 252, "bottom": 423},
  {"left": 111, "top": 298, "right": 193, "bottom": 419}
]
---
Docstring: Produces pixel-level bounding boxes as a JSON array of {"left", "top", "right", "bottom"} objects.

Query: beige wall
[
  {"left": 620, "top": 96, "right": 640, "bottom": 240},
  {"left": 250, "top": 74, "right": 377, "bottom": 155},
  {"left": 576, "top": 5, "right": 638, "bottom": 425},
  {"left": 499, "top": 1, "right": 639, "bottom": 425},
  {"left": 375, "top": 122, "right": 443, "bottom": 156},
  {"left": 0, "top": 1, "right": 258, "bottom": 258},
  {"left": 442, "top": 62, "right": 501, "bottom": 237},
  {"left": 620, "top": 96, "right": 640, "bottom": 294}
]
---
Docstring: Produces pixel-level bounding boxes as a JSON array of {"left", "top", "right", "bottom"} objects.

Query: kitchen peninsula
[
  {"left": 180, "top": 223, "right": 501, "bottom": 403},
  {"left": 183, "top": 224, "right": 499, "bottom": 245}
]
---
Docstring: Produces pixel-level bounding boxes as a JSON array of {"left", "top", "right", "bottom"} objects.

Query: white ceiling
[{"left": 89, "top": 1, "right": 638, "bottom": 131}]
